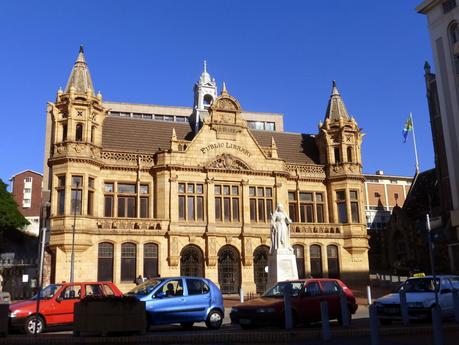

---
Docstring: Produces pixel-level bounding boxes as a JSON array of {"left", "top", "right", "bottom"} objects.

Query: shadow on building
[
  {"left": 376, "top": 169, "right": 451, "bottom": 275},
  {"left": 0, "top": 228, "right": 38, "bottom": 299}
]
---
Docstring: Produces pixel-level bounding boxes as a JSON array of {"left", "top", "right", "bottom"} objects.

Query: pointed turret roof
[
  {"left": 65, "top": 45, "right": 95, "bottom": 94},
  {"left": 324, "top": 80, "right": 350, "bottom": 121}
]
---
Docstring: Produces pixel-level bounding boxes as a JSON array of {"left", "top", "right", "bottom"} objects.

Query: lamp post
[
  {"left": 34, "top": 201, "right": 50, "bottom": 336},
  {"left": 69, "top": 181, "right": 79, "bottom": 283}
]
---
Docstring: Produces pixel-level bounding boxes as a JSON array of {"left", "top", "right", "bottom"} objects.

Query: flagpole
[{"left": 410, "top": 112, "right": 420, "bottom": 174}]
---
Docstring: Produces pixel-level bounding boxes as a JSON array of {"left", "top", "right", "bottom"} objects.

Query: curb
[{"left": 1, "top": 323, "right": 458, "bottom": 344}]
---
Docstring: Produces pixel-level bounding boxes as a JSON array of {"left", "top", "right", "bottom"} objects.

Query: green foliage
[{"left": 0, "top": 179, "right": 29, "bottom": 232}]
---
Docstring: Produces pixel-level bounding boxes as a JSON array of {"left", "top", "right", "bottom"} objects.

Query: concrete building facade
[{"left": 417, "top": 0, "right": 459, "bottom": 271}]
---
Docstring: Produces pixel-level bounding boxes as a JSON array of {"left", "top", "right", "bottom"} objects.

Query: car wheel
[
  {"left": 380, "top": 319, "right": 392, "bottom": 326},
  {"left": 180, "top": 322, "right": 194, "bottom": 329},
  {"left": 24, "top": 315, "right": 45, "bottom": 335},
  {"left": 205, "top": 309, "right": 223, "bottom": 330}
]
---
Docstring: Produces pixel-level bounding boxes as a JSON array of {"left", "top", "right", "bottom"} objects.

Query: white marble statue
[
  {"left": 267, "top": 203, "right": 298, "bottom": 289},
  {"left": 270, "top": 203, "right": 293, "bottom": 253}
]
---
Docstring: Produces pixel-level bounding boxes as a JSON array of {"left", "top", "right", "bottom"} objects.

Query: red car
[
  {"left": 230, "top": 278, "right": 357, "bottom": 329},
  {"left": 8, "top": 281, "right": 123, "bottom": 334}
]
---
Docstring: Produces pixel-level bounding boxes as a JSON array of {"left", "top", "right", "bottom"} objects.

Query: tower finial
[
  {"left": 222, "top": 81, "right": 227, "bottom": 94},
  {"left": 332, "top": 80, "right": 336, "bottom": 88},
  {"left": 204, "top": 60, "right": 207, "bottom": 73},
  {"left": 79, "top": 45, "right": 84, "bottom": 53}
]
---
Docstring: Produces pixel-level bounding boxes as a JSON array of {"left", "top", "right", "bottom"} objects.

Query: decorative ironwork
[
  {"left": 180, "top": 245, "right": 204, "bottom": 277},
  {"left": 253, "top": 246, "right": 269, "bottom": 294},
  {"left": 218, "top": 246, "right": 240, "bottom": 294}
]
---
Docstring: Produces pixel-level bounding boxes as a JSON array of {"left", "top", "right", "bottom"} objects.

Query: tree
[{"left": 0, "top": 179, "right": 29, "bottom": 232}]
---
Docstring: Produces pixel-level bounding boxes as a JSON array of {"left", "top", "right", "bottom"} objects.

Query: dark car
[{"left": 230, "top": 278, "right": 357, "bottom": 329}]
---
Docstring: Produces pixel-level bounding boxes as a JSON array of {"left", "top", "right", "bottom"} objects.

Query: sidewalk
[{"left": 1, "top": 322, "right": 458, "bottom": 345}]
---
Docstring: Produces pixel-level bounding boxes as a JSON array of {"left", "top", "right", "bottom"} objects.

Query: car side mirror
[{"left": 441, "top": 289, "right": 451, "bottom": 294}]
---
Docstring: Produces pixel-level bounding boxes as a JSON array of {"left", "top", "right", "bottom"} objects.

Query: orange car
[{"left": 9, "top": 281, "right": 122, "bottom": 334}]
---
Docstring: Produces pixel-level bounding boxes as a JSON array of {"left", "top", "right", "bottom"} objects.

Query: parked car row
[
  {"left": 8, "top": 276, "right": 360, "bottom": 335},
  {"left": 8, "top": 277, "right": 224, "bottom": 334}
]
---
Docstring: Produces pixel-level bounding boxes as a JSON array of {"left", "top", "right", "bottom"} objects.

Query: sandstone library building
[{"left": 42, "top": 48, "right": 369, "bottom": 293}]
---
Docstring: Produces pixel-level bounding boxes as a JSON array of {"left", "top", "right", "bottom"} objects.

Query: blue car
[{"left": 127, "top": 276, "right": 224, "bottom": 329}]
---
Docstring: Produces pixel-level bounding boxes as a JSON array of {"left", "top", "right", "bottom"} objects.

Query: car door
[
  {"left": 438, "top": 278, "right": 454, "bottom": 317},
  {"left": 319, "top": 281, "right": 341, "bottom": 320},
  {"left": 297, "top": 281, "right": 323, "bottom": 322},
  {"left": 147, "top": 278, "right": 186, "bottom": 325},
  {"left": 50, "top": 284, "right": 82, "bottom": 325},
  {"left": 182, "top": 278, "right": 212, "bottom": 322}
]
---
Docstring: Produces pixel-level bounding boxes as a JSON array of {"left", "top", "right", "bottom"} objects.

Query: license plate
[{"left": 240, "top": 319, "right": 251, "bottom": 325}]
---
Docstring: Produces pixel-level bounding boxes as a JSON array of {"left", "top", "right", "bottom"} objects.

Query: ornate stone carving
[
  {"left": 285, "top": 164, "right": 326, "bottom": 177},
  {"left": 291, "top": 223, "right": 341, "bottom": 234},
  {"left": 207, "top": 153, "right": 250, "bottom": 170},
  {"left": 101, "top": 151, "right": 154, "bottom": 167},
  {"left": 215, "top": 98, "right": 237, "bottom": 112}
]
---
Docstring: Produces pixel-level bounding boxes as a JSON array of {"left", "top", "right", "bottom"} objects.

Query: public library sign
[{"left": 200, "top": 142, "right": 252, "bottom": 157}]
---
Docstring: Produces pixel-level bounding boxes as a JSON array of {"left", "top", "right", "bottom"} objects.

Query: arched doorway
[
  {"left": 180, "top": 245, "right": 204, "bottom": 277},
  {"left": 218, "top": 245, "right": 241, "bottom": 294},
  {"left": 253, "top": 245, "right": 269, "bottom": 294}
]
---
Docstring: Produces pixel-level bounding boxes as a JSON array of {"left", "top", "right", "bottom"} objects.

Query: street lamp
[
  {"left": 34, "top": 201, "right": 50, "bottom": 336},
  {"left": 69, "top": 181, "right": 79, "bottom": 283}
]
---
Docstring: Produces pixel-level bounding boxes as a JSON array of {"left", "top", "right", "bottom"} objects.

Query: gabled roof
[
  {"left": 102, "top": 116, "right": 319, "bottom": 164},
  {"left": 9, "top": 170, "right": 43, "bottom": 181}
]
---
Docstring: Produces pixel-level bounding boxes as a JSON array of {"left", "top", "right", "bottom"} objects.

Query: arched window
[
  {"left": 293, "top": 245, "right": 306, "bottom": 278},
  {"left": 62, "top": 124, "right": 67, "bottom": 142},
  {"left": 144, "top": 243, "right": 158, "bottom": 278},
  {"left": 327, "top": 245, "right": 340, "bottom": 278},
  {"left": 334, "top": 147, "right": 341, "bottom": 163},
  {"left": 121, "top": 243, "right": 136, "bottom": 282},
  {"left": 97, "top": 242, "right": 114, "bottom": 282},
  {"left": 310, "top": 245, "right": 323, "bottom": 278},
  {"left": 218, "top": 245, "right": 241, "bottom": 294},
  {"left": 180, "top": 245, "right": 204, "bottom": 277},
  {"left": 75, "top": 124, "right": 83, "bottom": 141},
  {"left": 90, "top": 126, "right": 96, "bottom": 143},
  {"left": 203, "top": 94, "right": 213, "bottom": 107},
  {"left": 347, "top": 146, "right": 353, "bottom": 163},
  {"left": 253, "top": 245, "right": 269, "bottom": 294}
]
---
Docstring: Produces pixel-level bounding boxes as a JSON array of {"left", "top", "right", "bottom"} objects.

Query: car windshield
[
  {"left": 127, "top": 279, "right": 163, "bottom": 296},
  {"left": 263, "top": 282, "right": 304, "bottom": 297},
  {"left": 402, "top": 278, "right": 440, "bottom": 293},
  {"left": 31, "top": 284, "right": 61, "bottom": 300}
]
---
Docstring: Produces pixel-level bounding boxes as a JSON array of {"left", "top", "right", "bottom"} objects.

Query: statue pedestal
[{"left": 266, "top": 249, "right": 299, "bottom": 290}]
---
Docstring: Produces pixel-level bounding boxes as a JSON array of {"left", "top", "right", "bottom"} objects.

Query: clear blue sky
[{"left": 0, "top": 0, "right": 434, "bottom": 184}]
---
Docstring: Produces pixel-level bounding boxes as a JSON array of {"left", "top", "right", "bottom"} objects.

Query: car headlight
[
  {"left": 256, "top": 307, "right": 276, "bottom": 313},
  {"left": 8, "top": 310, "right": 19, "bottom": 318},
  {"left": 231, "top": 307, "right": 238, "bottom": 312},
  {"left": 407, "top": 302, "right": 424, "bottom": 308}
]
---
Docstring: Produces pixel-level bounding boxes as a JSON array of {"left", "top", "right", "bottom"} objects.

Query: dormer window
[{"left": 203, "top": 94, "right": 213, "bottom": 108}]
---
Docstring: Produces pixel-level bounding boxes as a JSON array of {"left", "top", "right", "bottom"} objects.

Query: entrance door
[
  {"left": 218, "top": 246, "right": 240, "bottom": 294},
  {"left": 180, "top": 245, "right": 204, "bottom": 277},
  {"left": 253, "top": 246, "right": 269, "bottom": 294}
]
